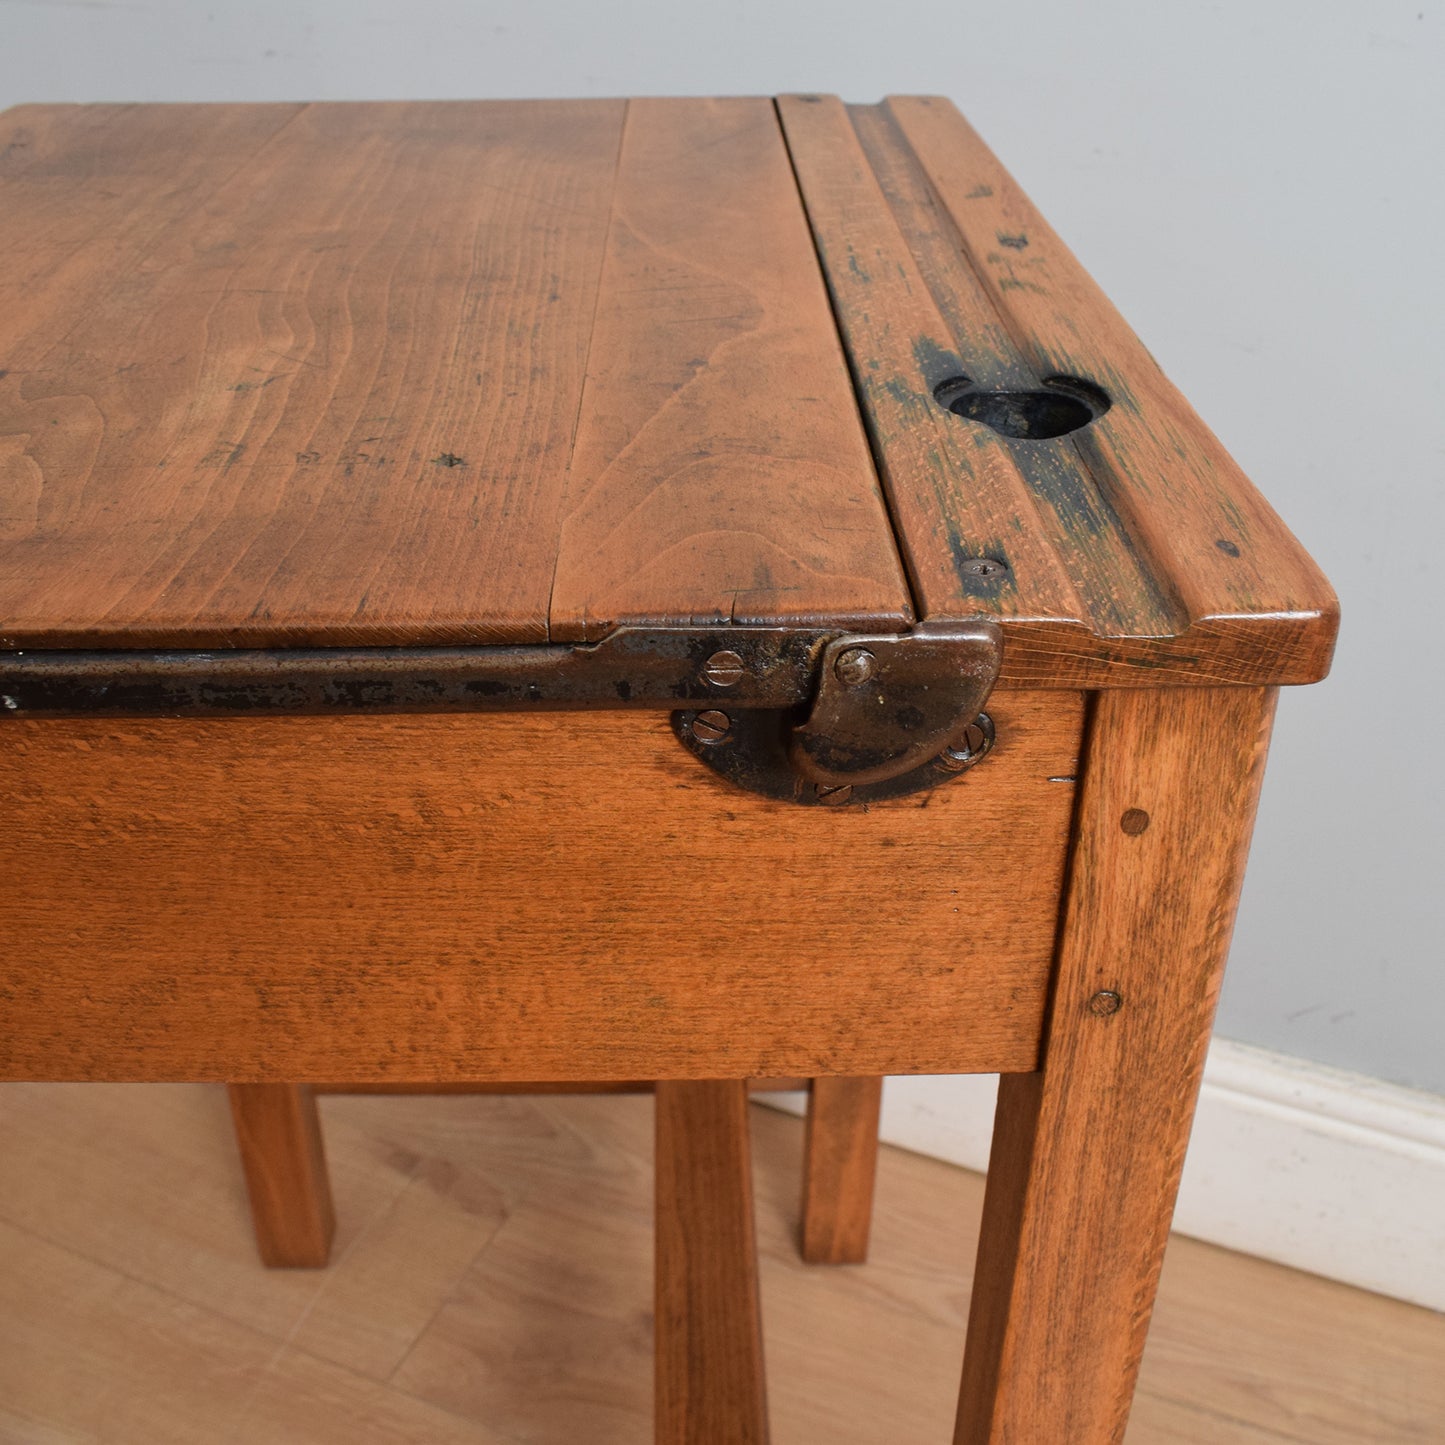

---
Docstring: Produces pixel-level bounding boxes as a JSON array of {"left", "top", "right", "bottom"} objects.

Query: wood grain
[
  {"left": 548, "top": 97, "right": 911, "bottom": 639},
  {"left": 0, "top": 101, "right": 630, "bottom": 647},
  {"left": 227, "top": 1083, "right": 335, "bottom": 1268},
  {"left": 954, "top": 686, "right": 1277, "bottom": 1445},
  {"left": 0, "top": 694, "right": 1081, "bottom": 1082},
  {"left": 800, "top": 1076, "right": 883, "bottom": 1264},
  {"left": 0, "top": 99, "right": 909, "bottom": 650},
  {"left": 774, "top": 94, "right": 1093, "bottom": 631},
  {"left": 655, "top": 1081, "right": 770, "bottom": 1444},
  {"left": 845, "top": 102, "right": 1182, "bottom": 642},
  {"left": 884, "top": 97, "right": 1334, "bottom": 657},
  {"left": 777, "top": 95, "right": 1338, "bottom": 687},
  {"left": 0, "top": 94, "right": 1334, "bottom": 686}
]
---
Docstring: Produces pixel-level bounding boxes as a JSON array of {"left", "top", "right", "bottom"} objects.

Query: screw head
[
  {"left": 702, "top": 650, "right": 746, "bottom": 688},
  {"left": 1088, "top": 990, "right": 1123, "bottom": 1017},
  {"left": 691, "top": 709, "right": 732, "bottom": 743},
  {"left": 815, "top": 782, "right": 853, "bottom": 806},
  {"left": 833, "top": 647, "right": 876, "bottom": 686},
  {"left": 935, "top": 715, "right": 995, "bottom": 774},
  {"left": 961, "top": 557, "right": 1008, "bottom": 578}
]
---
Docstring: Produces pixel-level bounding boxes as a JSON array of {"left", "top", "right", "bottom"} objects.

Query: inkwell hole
[{"left": 933, "top": 374, "right": 1111, "bottom": 440}]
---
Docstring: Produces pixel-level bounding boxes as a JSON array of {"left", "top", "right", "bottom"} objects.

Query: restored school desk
[{"left": 0, "top": 96, "right": 1336, "bottom": 1443}]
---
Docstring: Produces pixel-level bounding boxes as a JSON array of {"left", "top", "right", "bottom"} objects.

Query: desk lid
[{"left": 0, "top": 96, "right": 1335, "bottom": 687}]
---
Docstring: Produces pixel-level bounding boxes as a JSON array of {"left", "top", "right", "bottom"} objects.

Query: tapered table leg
[
  {"left": 955, "top": 686, "right": 1277, "bottom": 1444},
  {"left": 227, "top": 1083, "right": 335, "bottom": 1268},
  {"left": 655, "top": 1079, "right": 769, "bottom": 1445},
  {"left": 801, "top": 1075, "right": 883, "bottom": 1263}
]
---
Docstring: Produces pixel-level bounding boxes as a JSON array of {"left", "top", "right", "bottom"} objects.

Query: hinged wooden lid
[
  {"left": 0, "top": 99, "right": 912, "bottom": 649},
  {"left": 0, "top": 96, "right": 1335, "bottom": 686}
]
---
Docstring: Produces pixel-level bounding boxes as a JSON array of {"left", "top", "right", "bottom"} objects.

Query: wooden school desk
[{"left": 0, "top": 96, "right": 1336, "bottom": 1443}]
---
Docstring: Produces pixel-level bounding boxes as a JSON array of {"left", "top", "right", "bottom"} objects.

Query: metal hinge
[{"left": 0, "top": 621, "right": 1001, "bottom": 806}]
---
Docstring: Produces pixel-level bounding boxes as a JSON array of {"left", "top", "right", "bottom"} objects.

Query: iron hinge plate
[{"left": 0, "top": 621, "right": 1002, "bottom": 805}]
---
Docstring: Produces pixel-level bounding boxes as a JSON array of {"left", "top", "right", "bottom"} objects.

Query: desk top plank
[
  {"left": 845, "top": 101, "right": 1186, "bottom": 643},
  {"left": 0, "top": 100, "right": 630, "bottom": 646},
  {"left": 885, "top": 96, "right": 1337, "bottom": 682},
  {"left": 0, "top": 99, "right": 911, "bottom": 649},
  {"left": 773, "top": 94, "right": 1093, "bottom": 633},
  {"left": 780, "top": 95, "right": 1338, "bottom": 686},
  {"left": 548, "top": 97, "right": 910, "bottom": 640}
]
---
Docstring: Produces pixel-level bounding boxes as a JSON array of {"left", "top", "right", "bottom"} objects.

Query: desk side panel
[{"left": 0, "top": 699, "right": 1080, "bottom": 1081}]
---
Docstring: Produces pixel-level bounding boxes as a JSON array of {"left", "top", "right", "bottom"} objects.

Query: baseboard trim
[{"left": 762, "top": 1040, "right": 1445, "bottom": 1311}]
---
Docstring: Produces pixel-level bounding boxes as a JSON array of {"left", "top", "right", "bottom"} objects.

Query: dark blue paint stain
[{"left": 911, "top": 334, "right": 966, "bottom": 391}]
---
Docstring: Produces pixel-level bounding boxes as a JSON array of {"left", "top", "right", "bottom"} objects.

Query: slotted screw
[
  {"left": 935, "top": 715, "right": 995, "bottom": 774},
  {"left": 691, "top": 710, "right": 732, "bottom": 743},
  {"left": 702, "top": 650, "right": 746, "bottom": 688},
  {"left": 815, "top": 783, "right": 853, "bottom": 806}
]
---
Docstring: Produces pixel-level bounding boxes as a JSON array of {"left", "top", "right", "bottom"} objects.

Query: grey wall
[{"left": 3, "top": 1, "right": 1441, "bottom": 1092}]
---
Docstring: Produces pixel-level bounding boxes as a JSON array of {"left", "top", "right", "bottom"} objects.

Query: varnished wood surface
[
  {"left": 547, "top": 97, "right": 910, "bottom": 640},
  {"left": 0, "top": 101, "right": 620, "bottom": 647},
  {"left": 227, "top": 1083, "right": 335, "bottom": 1268},
  {"left": 2, "top": 1085, "right": 1441, "bottom": 1444},
  {"left": 778, "top": 95, "right": 1338, "bottom": 686},
  {"left": 0, "top": 99, "right": 909, "bottom": 649},
  {"left": 0, "top": 694, "right": 1082, "bottom": 1081},
  {"left": 655, "top": 1082, "right": 770, "bottom": 1444},
  {"left": 801, "top": 1076, "right": 883, "bottom": 1264},
  {"left": 0, "top": 96, "right": 1334, "bottom": 690},
  {"left": 956, "top": 687, "right": 1277, "bottom": 1445}
]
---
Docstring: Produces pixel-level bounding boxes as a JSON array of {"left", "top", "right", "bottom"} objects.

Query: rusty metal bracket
[
  {"left": 674, "top": 621, "right": 1000, "bottom": 805},
  {"left": 0, "top": 620, "right": 1001, "bottom": 805}
]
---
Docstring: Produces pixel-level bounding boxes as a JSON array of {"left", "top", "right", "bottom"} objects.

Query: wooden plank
[
  {"left": 548, "top": 97, "right": 911, "bottom": 639},
  {"left": 774, "top": 94, "right": 1092, "bottom": 632},
  {"left": 955, "top": 686, "right": 1277, "bottom": 1445},
  {"left": 655, "top": 1080, "right": 770, "bottom": 1445},
  {"left": 779, "top": 95, "right": 1337, "bottom": 687},
  {"left": 880, "top": 96, "right": 1339, "bottom": 686},
  {"left": 0, "top": 100, "right": 626, "bottom": 647},
  {"left": 227, "top": 1083, "right": 335, "bottom": 1267},
  {"left": 800, "top": 1076, "right": 883, "bottom": 1264},
  {"left": 0, "top": 695, "right": 1080, "bottom": 1081},
  {"left": 845, "top": 103, "right": 1183, "bottom": 643}
]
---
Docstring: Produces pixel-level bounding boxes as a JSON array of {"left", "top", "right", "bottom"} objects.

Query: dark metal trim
[
  {"left": 0, "top": 628, "right": 826, "bottom": 718},
  {"left": 0, "top": 622, "right": 1003, "bottom": 805},
  {"left": 676, "top": 707, "right": 996, "bottom": 806}
]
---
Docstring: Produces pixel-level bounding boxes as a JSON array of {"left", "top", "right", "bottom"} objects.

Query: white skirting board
[{"left": 761, "top": 1040, "right": 1445, "bottom": 1313}]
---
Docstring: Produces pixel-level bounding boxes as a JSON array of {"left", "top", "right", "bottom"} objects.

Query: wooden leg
[
  {"left": 655, "top": 1080, "right": 769, "bottom": 1445},
  {"left": 955, "top": 686, "right": 1278, "bottom": 1445},
  {"left": 227, "top": 1083, "right": 336, "bottom": 1268},
  {"left": 801, "top": 1075, "right": 883, "bottom": 1263}
]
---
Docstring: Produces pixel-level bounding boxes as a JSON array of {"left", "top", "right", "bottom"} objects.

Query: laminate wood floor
[{"left": 0, "top": 1084, "right": 1439, "bottom": 1443}]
